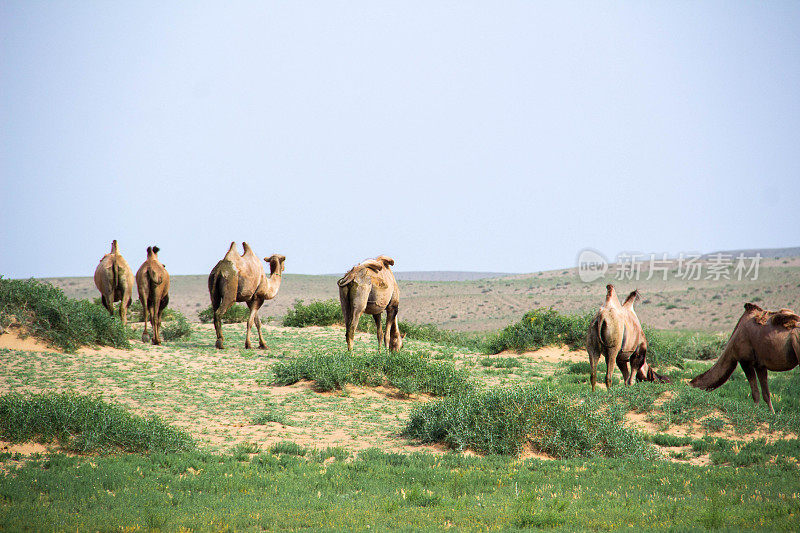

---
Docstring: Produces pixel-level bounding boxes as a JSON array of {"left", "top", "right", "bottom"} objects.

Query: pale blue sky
[{"left": 2, "top": 1, "right": 798, "bottom": 278}]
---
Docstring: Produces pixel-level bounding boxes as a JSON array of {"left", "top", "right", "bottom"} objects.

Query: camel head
[
  {"left": 390, "top": 331, "right": 406, "bottom": 352},
  {"left": 265, "top": 254, "right": 286, "bottom": 275}
]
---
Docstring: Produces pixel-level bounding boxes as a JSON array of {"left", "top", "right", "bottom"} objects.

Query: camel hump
[
  {"left": 146, "top": 246, "right": 152, "bottom": 256},
  {"left": 623, "top": 290, "right": 640, "bottom": 307},
  {"left": 771, "top": 310, "right": 800, "bottom": 330},
  {"left": 744, "top": 302, "right": 764, "bottom": 314},
  {"left": 338, "top": 268, "right": 358, "bottom": 287},
  {"left": 223, "top": 242, "right": 238, "bottom": 260},
  {"left": 242, "top": 242, "right": 253, "bottom": 255},
  {"left": 605, "top": 284, "right": 616, "bottom": 303},
  {"left": 152, "top": 246, "right": 160, "bottom": 255},
  {"left": 111, "top": 240, "right": 119, "bottom": 254},
  {"left": 361, "top": 259, "right": 384, "bottom": 272},
  {"left": 376, "top": 255, "right": 395, "bottom": 267}
]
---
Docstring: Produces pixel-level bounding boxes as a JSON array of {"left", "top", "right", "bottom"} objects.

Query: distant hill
[
  {"left": 702, "top": 246, "right": 800, "bottom": 259},
  {"left": 392, "top": 271, "right": 513, "bottom": 281}
]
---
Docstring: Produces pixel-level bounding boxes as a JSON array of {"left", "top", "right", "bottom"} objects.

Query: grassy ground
[{"left": 2, "top": 317, "right": 800, "bottom": 530}]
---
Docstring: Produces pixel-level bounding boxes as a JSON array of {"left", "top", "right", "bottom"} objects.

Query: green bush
[
  {"left": 198, "top": 304, "right": 252, "bottom": 324},
  {"left": 645, "top": 328, "right": 726, "bottom": 366},
  {"left": 405, "top": 384, "right": 655, "bottom": 459},
  {"left": 0, "top": 392, "right": 193, "bottom": 453},
  {"left": 160, "top": 312, "right": 192, "bottom": 341},
  {"left": 485, "top": 308, "right": 592, "bottom": 354},
  {"left": 0, "top": 277, "right": 129, "bottom": 352},
  {"left": 272, "top": 348, "right": 472, "bottom": 397}
]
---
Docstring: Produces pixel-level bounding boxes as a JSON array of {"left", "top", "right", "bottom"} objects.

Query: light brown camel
[
  {"left": 94, "top": 240, "right": 135, "bottom": 325},
  {"left": 338, "top": 255, "right": 404, "bottom": 352},
  {"left": 690, "top": 303, "right": 800, "bottom": 412},
  {"left": 586, "top": 284, "right": 669, "bottom": 391},
  {"left": 135, "top": 246, "right": 170, "bottom": 345},
  {"left": 208, "top": 242, "right": 285, "bottom": 350}
]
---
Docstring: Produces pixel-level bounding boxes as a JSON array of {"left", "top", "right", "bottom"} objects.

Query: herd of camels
[{"left": 94, "top": 241, "right": 799, "bottom": 412}]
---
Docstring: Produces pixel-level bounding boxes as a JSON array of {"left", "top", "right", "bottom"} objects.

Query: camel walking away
[
  {"left": 94, "top": 240, "right": 135, "bottom": 325},
  {"left": 208, "top": 242, "right": 285, "bottom": 349},
  {"left": 690, "top": 303, "right": 799, "bottom": 412},
  {"left": 338, "top": 255, "right": 404, "bottom": 352},
  {"left": 586, "top": 284, "right": 669, "bottom": 391},
  {"left": 135, "top": 246, "right": 170, "bottom": 345}
]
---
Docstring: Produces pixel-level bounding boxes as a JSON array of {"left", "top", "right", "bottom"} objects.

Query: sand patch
[{"left": 496, "top": 345, "right": 587, "bottom": 365}]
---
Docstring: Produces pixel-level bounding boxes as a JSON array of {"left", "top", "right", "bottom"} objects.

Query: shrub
[
  {"left": 405, "top": 385, "right": 655, "bottom": 459},
  {"left": 160, "top": 312, "right": 192, "bottom": 341},
  {"left": 198, "top": 304, "right": 251, "bottom": 324},
  {"left": 272, "top": 348, "right": 472, "bottom": 397},
  {"left": 0, "top": 277, "right": 129, "bottom": 352},
  {"left": 0, "top": 392, "right": 193, "bottom": 453},
  {"left": 485, "top": 308, "right": 592, "bottom": 354},
  {"left": 645, "top": 328, "right": 725, "bottom": 366}
]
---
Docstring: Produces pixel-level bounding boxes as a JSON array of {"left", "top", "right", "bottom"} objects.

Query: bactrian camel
[
  {"left": 690, "top": 303, "right": 799, "bottom": 412},
  {"left": 94, "top": 240, "right": 135, "bottom": 326},
  {"left": 208, "top": 242, "right": 285, "bottom": 350},
  {"left": 338, "top": 255, "right": 404, "bottom": 352},
  {"left": 586, "top": 284, "right": 669, "bottom": 391},
  {"left": 135, "top": 246, "right": 170, "bottom": 345}
]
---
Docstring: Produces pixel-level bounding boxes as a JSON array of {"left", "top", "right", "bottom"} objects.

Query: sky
[{"left": 1, "top": 1, "right": 799, "bottom": 278}]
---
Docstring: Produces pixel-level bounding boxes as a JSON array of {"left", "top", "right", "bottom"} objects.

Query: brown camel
[
  {"left": 135, "top": 246, "right": 170, "bottom": 345},
  {"left": 586, "top": 284, "right": 669, "bottom": 391},
  {"left": 94, "top": 240, "right": 135, "bottom": 325},
  {"left": 208, "top": 242, "right": 285, "bottom": 349},
  {"left": 690, "top": 303, "right": 800, "bottom": 412},
  {"left": 338, "top": 255, "right": 404, "bottom": 352}
]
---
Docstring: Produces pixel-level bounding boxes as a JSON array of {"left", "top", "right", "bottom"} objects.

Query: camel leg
[
  {"left": 153, "top": 294, "right": 168, "bottom": 346},
  {"left": 617, "top": 356, "right": 631, "bottom": 386},
  {"left": 385, "top": 304, "right": 400, "bottom": 352},
  {"left": 251, "top": 298, "right": 266, "bottom": 349},
  {"left": 245, "top": 300, "right": 259, "bottom": 349},
  {"left": 740, "top": 361, "right": 760, "bottom": 406},
  {"left": 120, "top": 296, "right": 129, "bottom": 326},
  {"left": 213, "top": 293, "right": 236, "bottom": 350},
  {"left": 101, "top": 294, "right": 114, "bottom": 316},
  {"left": 347, "top": 308, "right": 364, "bottom": 351},
  {"left": 141, "top": 296, "right": 150, "bottom": 343},
  {"left": 755, "top": 366, "right": 774, "bottom": 413},
  {"left": 373, "top": 314, "right": 383, "bottom": 352}
]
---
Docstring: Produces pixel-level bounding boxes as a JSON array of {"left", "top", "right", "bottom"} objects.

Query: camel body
[
  {"left": 208, "top": 242, "right": 285, "bottom": 349},
  {"left": 338, "top": 256, "right": 403, "bottom": 351},
  {"left": 586, "top": 284, "right": 668, "bottom": 390},
  {"left": 135, "top": 246, "right": 170, "bottom": 345},
  {"left": 690, "top": 303, "right": 800, "bottom": 412},
  {"left": 94, "top": 240, "right": 135, "bottom": 325}
]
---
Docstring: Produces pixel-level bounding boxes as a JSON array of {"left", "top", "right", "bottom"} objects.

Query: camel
[
  {"left": 586, "top": 284, "right": 669, "bottom": 391},
  {"left": 208, "top": 242, "right": 285, "bottom": 350},
  {"left": 94, "top": 240, "right": 136, "bottom": 326},
  {"left": 690, "top": 303, "right": 800, "bottom": 412},
  {"left": 338, "top": 255, "right": 404, "bottom": 352},
  {"left": 135, "top": 246, "right": 170, "bottom": 345}
]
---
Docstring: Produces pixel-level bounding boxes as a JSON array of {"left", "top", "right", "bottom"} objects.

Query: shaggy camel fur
[
  {"left": 338, "top": 255, "right": 404, "bottom": 352},
  {"left": 586, "top": 285, "right": 669, "bottom": 391},
  {"left": 94, "top": 240, "right": 135, "bottom": 326},
  {"left": 690, "top": 303, "right": 800, "bottom": 412},
  {"left": 208, "top": 242, "right": 285, "bottom": 350},
  {"left": 135, "top": 246, "right": 170, "bottom": 345}
]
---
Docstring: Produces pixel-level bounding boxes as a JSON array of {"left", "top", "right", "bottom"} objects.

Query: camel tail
[
  {"left": 146, "top": 268, "right": 159, "bottom": 315},
  {"left": 689, "top": 349, "right": 737, "bottom": 391}
]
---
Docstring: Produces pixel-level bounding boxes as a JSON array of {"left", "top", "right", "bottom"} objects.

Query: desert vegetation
[{"left": 2, "top": 273, "right": 799, "bottom": 530}]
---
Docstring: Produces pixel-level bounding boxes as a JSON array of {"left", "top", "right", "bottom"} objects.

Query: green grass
[
  {"left": 160, "top": 312, "right": 192, "bottom": 341},
  {"left": 272, "top": 347, "right": 472, "bottom": 397},
  {"left": 406, "top": 384, "right": 656, "bottom": 459},
  {"left": 1, "top": 449, "right": 798, "bottom": 531},
  {"left": 0, "top": 392, "right": 193, "bottom": 453},
  {"left": 0, "top": 277, "right": 129, "bottom": 352},
  {"left": 485, "top": 307, "right": 592, "bottom": 354},
  {"left": 197, "top": 303, "right": 252, "bottom": 324}
]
